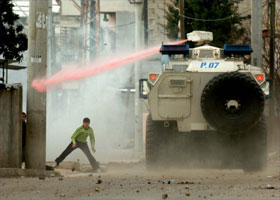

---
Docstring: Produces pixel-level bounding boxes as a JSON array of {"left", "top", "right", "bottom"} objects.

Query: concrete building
[{"left": 147, "top": 0, "right": 171, "bottom": 46}]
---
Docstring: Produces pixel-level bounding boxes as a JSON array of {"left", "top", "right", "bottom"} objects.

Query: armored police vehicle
[{"left": 140, "top": 31, "right": 268, "bottom": 171}]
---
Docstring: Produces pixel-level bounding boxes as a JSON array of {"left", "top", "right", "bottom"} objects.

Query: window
[{"left": 199, "top": 50, "right": 214, "bottom": 58}]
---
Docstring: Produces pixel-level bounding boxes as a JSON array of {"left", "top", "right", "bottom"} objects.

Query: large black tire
[
  {"left": 201, "top": 72, "right": 265, "bottom": 133},
  {"left": 242, "top": 116, "right": 267, "bottom": 172},
  {"left": 145, "top": 115, "right": 169, "bottom": 169}
]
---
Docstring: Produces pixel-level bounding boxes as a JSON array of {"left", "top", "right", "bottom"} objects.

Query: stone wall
[{"left": 0, "top": 84, "right": 22, "bottom": 168}]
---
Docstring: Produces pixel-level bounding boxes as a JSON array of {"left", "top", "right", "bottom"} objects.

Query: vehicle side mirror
[
  {"left": 139, "top": 79, "right": 150, "bottom": 99},
  {"left": 263, "top": 78, "right": 271, "bottom": 99}
]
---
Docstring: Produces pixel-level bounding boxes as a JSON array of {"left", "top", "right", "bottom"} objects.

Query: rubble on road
[
  {"left": 162, "top": 193, "right": 168, "bottom": 199},
  {"left": 59, "top": 194, "right": 65, "bottom": 197},
  {"left": 265, "top": 184, "right": 275, "bottom": 189},
  {"left": 38, "top": 176, "right": 45, "bottom": 180},
  {"left": 0, "top": 168, "right": 60, "bottom": 178}
]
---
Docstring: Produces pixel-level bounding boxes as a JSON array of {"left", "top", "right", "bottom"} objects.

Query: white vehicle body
[
  {"left": 143, "top": 32, "right": 268, "bottom": 132},
  {"left": 141, "top": 31, "right": 268, "bottom": 171}
]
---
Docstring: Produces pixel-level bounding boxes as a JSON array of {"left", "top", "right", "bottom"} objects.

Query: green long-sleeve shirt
[{"left": 71, "top": 125, "right": 95, "bottom": 148}]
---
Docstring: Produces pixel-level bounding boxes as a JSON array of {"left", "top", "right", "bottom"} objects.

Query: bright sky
[{"left": 12, "top": 0, "right": 60, "bottom": 17}]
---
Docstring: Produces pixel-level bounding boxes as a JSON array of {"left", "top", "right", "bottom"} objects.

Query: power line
[
  {"left": 103, "top": 21, "right": 135, "bottom": 29},
  {"left": 179, "top": 13, "right": 233, "bottom": 22},
  {"left": 178, "top": 9, "right": 251, "bottom": 22},
  {"left": 102, "top": 9, "right": 249, "bottom": 30}
]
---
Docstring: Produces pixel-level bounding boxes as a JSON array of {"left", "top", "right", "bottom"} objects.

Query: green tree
[
  {"left": 0, "top": 0, "right": 27, "bottom": 62},
  {"left": 166, "top": 0, "right": 250, "bottom": 47}
]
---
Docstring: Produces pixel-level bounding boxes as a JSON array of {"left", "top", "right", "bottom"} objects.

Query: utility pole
[
  {"left": 89, "top": 0, "right": 96, "bottom": 59},
  {"left": 134, "top": 1, "right": 143, "bottom": 153},
  {"left": 26, "top": 0, "right": 48, "bottom": 169},
  {"left": 143, "top": 0, "right": 148, "bottom": 46},
  {"left": 80, "top": 0, "right": 88, "bottom": 62},
  {"left": 80, "top": 0, "right": 85, "bottom": 61},
  {"left": 251, "top": 0, "right": 262, "bottom": 67},
  {"left": 179, "top": 0, "right": 185, "bottom": 39},
  {"left": 269, "top": 0, "right": 276, "bottom": 151},
  {"left": 47, "top": 1, "right": 54, "bottom": 76}
]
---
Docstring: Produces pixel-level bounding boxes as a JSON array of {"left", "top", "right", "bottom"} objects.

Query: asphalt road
[{"left": 1, "top": 160, "right": 279, "bottom": 200}]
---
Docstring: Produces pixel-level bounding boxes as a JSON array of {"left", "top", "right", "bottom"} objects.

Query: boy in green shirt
[{"left": 54, "top": 118, "right": 100, "bottom": 172}]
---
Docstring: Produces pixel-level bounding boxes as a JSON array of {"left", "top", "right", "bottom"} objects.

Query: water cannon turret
[{"left": 187, "top": 31, "right": 213, "bottom": 43}]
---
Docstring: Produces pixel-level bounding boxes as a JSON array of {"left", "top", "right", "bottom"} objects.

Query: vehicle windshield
[
  {"left": 171, "top": 64, "right": 188, "bottom": 72},
  {"left": 199, "top": 50, "right": 214, "bottom": 58}
]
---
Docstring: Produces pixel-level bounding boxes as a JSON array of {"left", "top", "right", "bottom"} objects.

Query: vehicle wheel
[
  {"left": 146, "top": 115, "right": 168, "bottom": 169},
  {"left": 242, "top": 116, "right": 267, "bottom": 172},
  {"left": 201, "top": 72, "right": 264, "bottom": 133}
]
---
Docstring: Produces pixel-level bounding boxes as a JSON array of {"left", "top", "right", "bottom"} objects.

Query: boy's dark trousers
[{"left": 55, "top": 141, "right": 99, "bottom": 171}]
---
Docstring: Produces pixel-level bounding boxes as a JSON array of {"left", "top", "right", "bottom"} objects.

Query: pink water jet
[{"left": 32, "top": 40, "right": 188, "bottom": 92}]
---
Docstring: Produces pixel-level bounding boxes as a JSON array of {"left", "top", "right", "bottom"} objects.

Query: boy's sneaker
[
  {"left": 53, "top": 162, "right": 59, "bottom": 168},
  {"left": 45, "top": 165, "right": 55, "bottom": 171}
]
